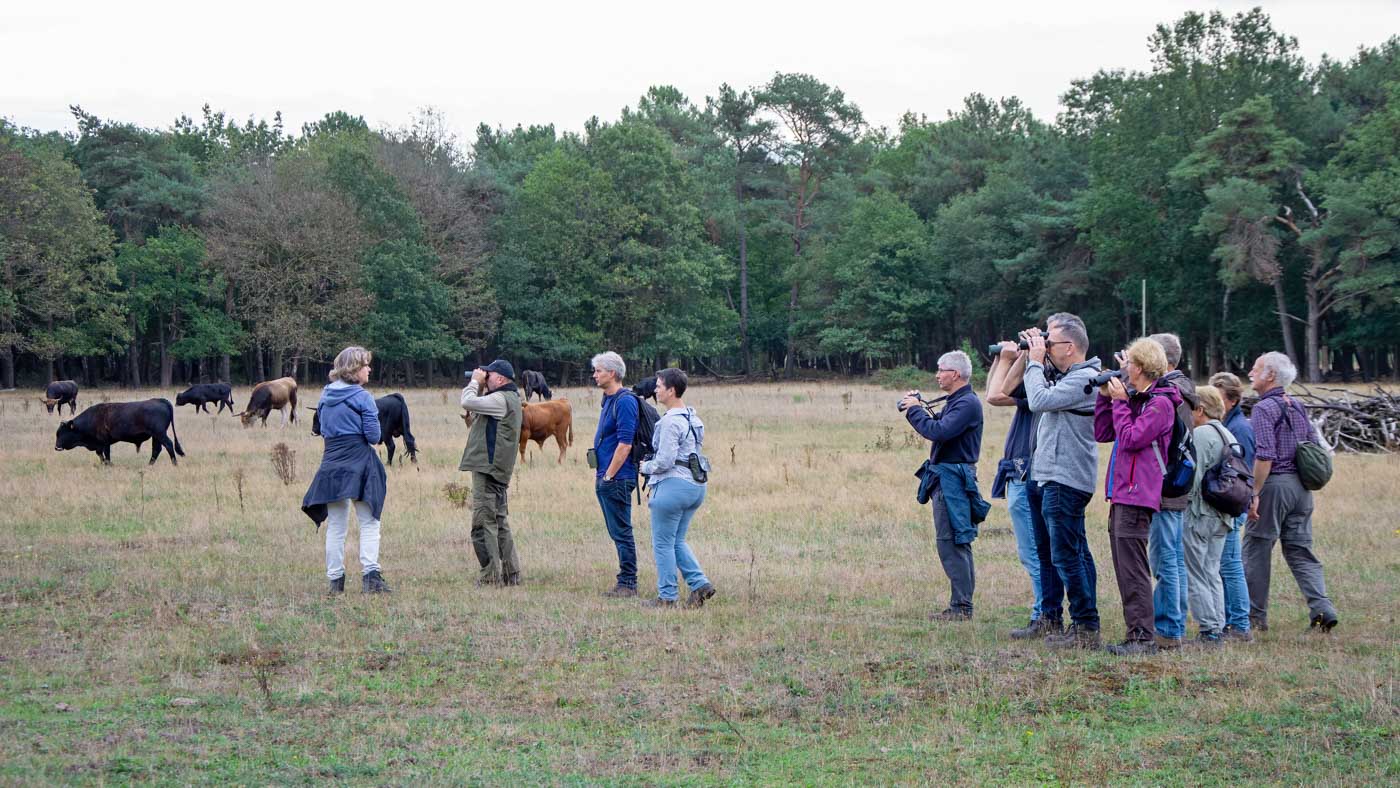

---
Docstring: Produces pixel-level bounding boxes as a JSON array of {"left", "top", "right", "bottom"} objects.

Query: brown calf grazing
[{"left": 239, "top": 377, "right": 299, "bottom": 427}]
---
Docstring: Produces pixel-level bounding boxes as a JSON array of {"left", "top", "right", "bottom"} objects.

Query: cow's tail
[
  {"left": 567, "top": 411, "right": 573, "bottom": 446},
  {"left": 163, "top": 398, "right": 186, "bottom": 456},
  {"left": 393, "top": 393, "right": 418, "bottom": 460}
]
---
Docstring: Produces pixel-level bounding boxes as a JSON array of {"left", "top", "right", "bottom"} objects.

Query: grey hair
[
  {"left": 1149, "top": 333, "right": 1183, "bottom": 368},
  {"left": 1046, "top": 312, "right": 1089, "bottom": 352},
  {"left": 590, "top": 351, "right": 626, "bottom": 382},
  {"left": 1258, "top": 351, "right": 1297, "bottom": 388},
  {"left": 937, "top": 350, "right": 972, "bottom": 381}
]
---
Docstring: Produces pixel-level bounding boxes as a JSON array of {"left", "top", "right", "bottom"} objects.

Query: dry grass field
[{"left": 1, "top": 380, "right": 1396, "bottom": 784}]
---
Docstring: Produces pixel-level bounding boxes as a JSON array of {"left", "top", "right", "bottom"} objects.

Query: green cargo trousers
[{"left": 472, "top": 471, "right": 520, "bottom": 584}]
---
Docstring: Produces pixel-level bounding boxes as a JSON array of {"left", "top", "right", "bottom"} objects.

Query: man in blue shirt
[
  {"left": 902, "top": 350, "right": 985, "bottom": 621},
  {"left": 591, "top": 351, "right": 641, "bottom": 597}
]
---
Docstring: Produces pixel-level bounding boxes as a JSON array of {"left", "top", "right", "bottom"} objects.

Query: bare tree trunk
[
  {"left": 1305, "top": 280, "right": 1322, "bottom": 383},
  {"left": 1, "top": 343, "right": 13, "bottom": 390},
  {"left": 158, "top": 317, "right": 174, "bottom": 388},
  {"left": 1271, "top": 276, "right": 1298, "bottom": 365}
]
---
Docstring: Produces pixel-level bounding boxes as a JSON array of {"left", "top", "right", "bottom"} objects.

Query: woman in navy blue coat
[{"left": 302, "top": 346, "right": 390, "bottom": 594}]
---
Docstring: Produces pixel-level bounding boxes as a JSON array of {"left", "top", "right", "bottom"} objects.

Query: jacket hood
[
  {"left": 320, "top": 380, "right": 362, "bottom": 407},
  {"left": 1158, "top": 370, "right": 1198, "bottom": 409},
  {"left": 1150, "top": 378, "right": 1185, "bottom": 409}
]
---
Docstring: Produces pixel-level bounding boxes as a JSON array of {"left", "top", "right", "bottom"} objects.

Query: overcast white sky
[{"left": 4, "top": 1, "right": 1398, "bottom": 141}]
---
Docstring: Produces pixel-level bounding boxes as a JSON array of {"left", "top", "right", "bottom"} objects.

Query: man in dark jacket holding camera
[{"left": 901, "top": 350, "right": 985, "bottom": 621}]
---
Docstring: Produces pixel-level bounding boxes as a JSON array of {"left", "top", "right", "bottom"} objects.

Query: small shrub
[
  {"left": 867, "top": 426, "right": 895, "bottom": 451},
  {"left": 443, "top": 482, "right": 471, "bottom": 508},
  {"left": 270, "top": 443, "right": 296, "bottom": 485}
]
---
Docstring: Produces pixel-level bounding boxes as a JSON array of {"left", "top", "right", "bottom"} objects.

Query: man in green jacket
[{"left": 460, "top": 359, "right": 524, "bottom": 586}]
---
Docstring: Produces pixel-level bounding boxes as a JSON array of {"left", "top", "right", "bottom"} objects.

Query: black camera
[
  {"left": 987, "top": 330, "right": 1049, "bottom": 357},
  {"left": 1084, "top": 369, "right": 1125, "bottom": 394},
  {"left": 897, "top": 391, "right": 949, "bottom": 412}
]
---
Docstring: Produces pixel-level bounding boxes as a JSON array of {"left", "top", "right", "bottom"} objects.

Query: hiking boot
[
  {"left": 361, "top": 570, "right": 392, "bottom": 594},
  {"left": 1104, "top": 639, "right": 1159, "bottom": 656},
  {"left": 641, "top": 597, "right": 676, "bottom": 609},
  {"left": 1190, "top": 632, "right": 1224, "bottom": 650},
  {"left": 1250, "top": 615, "right": 1268, "bottom": 633},
  {"left": 1154, "top": 635, "right": 1183, "bottom": 651},
  {"left": 504, "top": 575, "right": 522, "bottom": 587},
  {"left": 684, "top": 583, "right": 716, "bottom": 609},
  {"left": 1310, "top": 612, "right": 1339, "bottom": 633},
  {"left": 1010, "top": 618, "right": 1060, "bottom": 640},
  {"left": 1045, "top": 624, "right": 1100, "bottom": 650},
  {"left": 929, "top": 608, "right": 972, "bottom": 622},
  {"left": 328, "top": 576, "right": 345, "bottom": 596},
  {"left": 1221, "top": 625, "right": 1253, "bottom": 643},
  {"left": 601, "top": 584, "right": 638, "bottom": 599}
]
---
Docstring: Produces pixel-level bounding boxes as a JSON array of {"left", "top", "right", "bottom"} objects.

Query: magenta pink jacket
[{"left": 1093, "top": 386, "right": 1179, "bottom": 511}]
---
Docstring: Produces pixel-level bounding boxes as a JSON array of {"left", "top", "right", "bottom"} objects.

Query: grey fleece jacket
[{"left": 1025, "top": 357, "right": 1102, "bottom": 495}]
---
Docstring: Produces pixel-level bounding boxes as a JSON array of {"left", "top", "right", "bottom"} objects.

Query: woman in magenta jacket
[{"left": 1093, "top": 338, "right": 1179, "bottom": 655}]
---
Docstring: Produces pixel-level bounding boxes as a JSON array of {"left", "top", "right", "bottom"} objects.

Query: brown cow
[
  {"left": 239, "top": 377, "right": 299, "bottom": 427},
  {"left": 519, "top": 398, "right": 573, "bottom": 463},
  {"left": 462, "top": 397, "right": 573, "bottom": 464}
]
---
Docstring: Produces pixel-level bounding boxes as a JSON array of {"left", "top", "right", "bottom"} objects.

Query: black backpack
[
  {"left": 1201, "top": 422, "right": 1253, "bottom": 517},
  {"left": 623, "top": 389, "right": 661, "bottom": 475},
  {"left": 1151, "top": 392, "right": 1197, "bottom": 499}
]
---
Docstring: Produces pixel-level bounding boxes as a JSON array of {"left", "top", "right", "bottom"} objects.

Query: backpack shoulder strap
[{"left": 1207, "top": 421, "right": 1242, "bottom": 459}]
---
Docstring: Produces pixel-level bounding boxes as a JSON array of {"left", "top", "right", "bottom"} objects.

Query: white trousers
[{"left": 325, "top": 498, "right": 381, "bottom": 580}]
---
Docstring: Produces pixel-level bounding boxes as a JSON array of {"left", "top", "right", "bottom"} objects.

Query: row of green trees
[{"left": 2, "top": 9, "right": 1397, "bottom": 388}]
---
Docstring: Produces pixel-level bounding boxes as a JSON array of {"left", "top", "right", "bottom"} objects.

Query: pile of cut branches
[{"left": 1242, "top": 385, "right": 1399, "bottom": 454}]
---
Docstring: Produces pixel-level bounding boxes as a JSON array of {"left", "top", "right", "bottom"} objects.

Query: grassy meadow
[{"left": 0, "top": 380, "right": 1396, "bottom": 784}]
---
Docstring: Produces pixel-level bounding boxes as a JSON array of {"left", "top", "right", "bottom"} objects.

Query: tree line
[{"left": 2, "top": 8, "right": 1398, "bottom": 389}]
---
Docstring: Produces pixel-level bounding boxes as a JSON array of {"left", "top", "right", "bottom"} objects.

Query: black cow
[
  {"left": 631, "top": 376, "right": 658, "bottom": 401},
  {"left": 55, "top": 399, "right": 185, "bottom": 465},
  {"left": 522, "top": 370, "right": 552, "bottom": 401},
  {"left": 310, "top": 393, "right": 419, "bottom": 466},
  {"left": 43, "top": 380, "right": 79, "bottom": 415},
  {"left": 176, "top": 382, "right": 235, "bottom": 415}
]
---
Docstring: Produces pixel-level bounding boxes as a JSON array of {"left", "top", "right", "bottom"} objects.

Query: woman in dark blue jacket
[{"left": 302, "top": 346, "right": 390, "bottom": 594}]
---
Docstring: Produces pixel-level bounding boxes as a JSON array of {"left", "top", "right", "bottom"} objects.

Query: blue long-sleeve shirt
[
  {"left": 594, "top": 389, "right": 639, "bottom": 480},
  {"left": 904, "top": 385, "right": 983, "bottom": 464}
]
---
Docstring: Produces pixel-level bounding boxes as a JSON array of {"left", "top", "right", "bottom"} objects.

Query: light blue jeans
[
  {"left": 1220, "top": 514, "right": 1250, "bottom": 632},
  {"left": 1149, "top": 509, "right": 1188, "bottom": 639},
  {"left": 649, "top": 477, "right": 710, "bottom": 602},
  {"left": 1007, "top": 480, "right": 1042, "bottom": 620}
]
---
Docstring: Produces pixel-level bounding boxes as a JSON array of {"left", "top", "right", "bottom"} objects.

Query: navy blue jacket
[
  {"left": 904, "top": 385, "right": 983, "bottom": 464},
  {"left": 1223, "top": 403, "right": 1257, "bottom": 467}
]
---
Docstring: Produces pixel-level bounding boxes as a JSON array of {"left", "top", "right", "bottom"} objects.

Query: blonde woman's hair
[
  {"left": 330, "top": 346, "right": 372, "bottom": 383},
  {"left": 1124, "top": 338, "right": 1168, "bottom": 381},
  {"left": 1196, "top": 385, "right": 1226, "bottom": 421}
]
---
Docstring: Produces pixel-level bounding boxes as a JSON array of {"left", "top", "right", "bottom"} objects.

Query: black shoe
[
  {"left": 504, "top": 575, "right": 522, "bottom": 587},
  {"left": 684, "top": 584, "right": 716, "bottom": 609},
  {"left": 1190, "top": 632, "right": 1224, "bottom": 650},
  {"left": 642, "top": 597, "right": 676, "bottom": 608},
  {"left": 1221, "top": 625, "right": 1254, "bottom": 643},
  {"left": 601, "top": 584, "right": 638, "bottom": 598},
  {"left": 328, "top": 576, "right": 345, "bottom": 595},
  {"left": 1010, "top": 618, "right": 1060, "bottom": 640},
  {"left": 1105, "top": 639, "right": 1158, "bottom": 656},
  {"left": 1045, "top": 624, "right": 1100, "bottom": 650},
  {"left": 362, "top": 570, "right": 392, "bottom": 594},
  {"left": 1310, "top": 612, "right": 1338, "bottom": 632},
  {"left": 1250, "top": 615, "right": 1268, "bottom": 633},
  {"left": 930, "top": 608, "right": 972, "bottom": 622}
]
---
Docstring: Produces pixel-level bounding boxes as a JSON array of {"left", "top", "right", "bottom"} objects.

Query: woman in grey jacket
[{"left": 638, "top": 368, "right": 716, "bottom": 609}]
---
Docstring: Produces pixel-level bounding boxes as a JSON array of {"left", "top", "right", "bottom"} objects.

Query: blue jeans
[
  {"left": 1007, "top": 480, "right": 1042, "bottom": 620},
  {"left": 596, "top": 477, "right": 637, "bottom": 589},
  {"left": 1149, "top": 509, "right": 1188, "bottom": 639},
  {"left": 1221, "top": 514, "right": 1250, "bottom": 632},
  {"left": 649, "top": 478, "right": 710, "bottom": 601},
  {"left": 1027, "top": 481, "right": 1065, "bottom": 623},
  {"left": 1041, "top": 481, "right": 1098, "bottom": 629}
]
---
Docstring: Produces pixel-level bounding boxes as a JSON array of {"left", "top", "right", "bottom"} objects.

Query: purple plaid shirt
[{"left": 1251, "top": 388, "right": 1315, "bottom": 475}]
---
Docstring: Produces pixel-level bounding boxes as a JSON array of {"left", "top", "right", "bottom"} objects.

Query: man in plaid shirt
[{"left": 1244, "top": 352, "right": 1339, "bottom": 633}]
